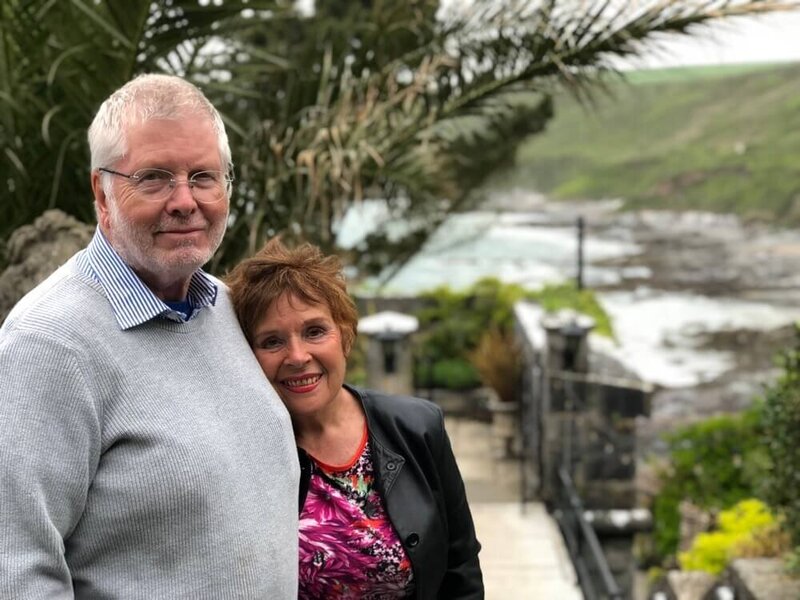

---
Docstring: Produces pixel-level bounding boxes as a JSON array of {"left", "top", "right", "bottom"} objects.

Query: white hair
[{"left": 88, "top": 73, "right": 232, "bottom": 177}]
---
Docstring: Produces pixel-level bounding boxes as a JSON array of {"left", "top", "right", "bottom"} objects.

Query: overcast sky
[
  {"left": 297, "top": 1, "right": 800, "bottom": 68},
  {"left": 623, "top": 10, "right": 800, "bottom": 69}
]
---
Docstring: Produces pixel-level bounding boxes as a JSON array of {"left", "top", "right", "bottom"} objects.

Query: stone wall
[
  {"left": 657, "top": 559, "right": 800, "bottom": 600},
  {"left": 728, "top": 558, "right": 800, "bottom": 600},
  {"left": 0, "top": 210, "right": 93, "bottom": 324}
]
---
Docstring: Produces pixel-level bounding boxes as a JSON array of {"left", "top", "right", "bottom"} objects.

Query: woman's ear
[{"left": 342, "top": 331, "right": 353, "bottom": 357}]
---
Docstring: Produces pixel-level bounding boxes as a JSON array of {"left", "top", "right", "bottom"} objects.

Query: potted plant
[{"left": 469, "top": 327, "right": 522, "bottom": 457}]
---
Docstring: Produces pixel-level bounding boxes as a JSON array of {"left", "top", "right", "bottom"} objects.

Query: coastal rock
[{"left": 0, "top": 210, "right": 93, "bottom": 324}]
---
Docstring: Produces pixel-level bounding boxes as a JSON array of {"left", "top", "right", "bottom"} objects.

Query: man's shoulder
[{"left": 2, "top": 258, "right": 105, "bottom": 337}]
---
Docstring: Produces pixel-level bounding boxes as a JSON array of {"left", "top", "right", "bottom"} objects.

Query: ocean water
[{"left": 339, "top": 199, "right": 799, "bottom": 389}]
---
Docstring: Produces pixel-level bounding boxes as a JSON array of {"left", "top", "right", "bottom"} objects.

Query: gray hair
[{"left": 88, "top": 73, "right": 232, "bottom": 178}]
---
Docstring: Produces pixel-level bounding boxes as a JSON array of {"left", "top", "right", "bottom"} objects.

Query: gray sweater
[{"left": 0, "top": 259, "right": 299, "bottom": 598}]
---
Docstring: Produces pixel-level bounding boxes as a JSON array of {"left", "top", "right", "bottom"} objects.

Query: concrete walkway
[{"left": 446, "top": 417, "right": 584, "bottom": 600}]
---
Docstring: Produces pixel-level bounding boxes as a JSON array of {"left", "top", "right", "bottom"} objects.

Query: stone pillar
[
  {"left": 541, "top": 310, "right": 595, "bottom": 375},
  {"left": 358, "top": 311, "right": 419, "bottom": 396},
  {"left": 539, "top": 310, "right": 595, "bottom": 504}
]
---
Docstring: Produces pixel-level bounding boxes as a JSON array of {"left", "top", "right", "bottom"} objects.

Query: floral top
[{"left": 298, "top": 425, "right": 415, "bottom": 599}]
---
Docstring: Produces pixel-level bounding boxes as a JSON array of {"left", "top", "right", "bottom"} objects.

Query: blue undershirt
[{"left": 164, "top": 299, "right": 194, "bottom": 320}]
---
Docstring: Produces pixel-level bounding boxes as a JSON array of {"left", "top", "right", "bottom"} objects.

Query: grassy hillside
[{"left": 498, "top": 62, "right": 800, "bottom": 225}]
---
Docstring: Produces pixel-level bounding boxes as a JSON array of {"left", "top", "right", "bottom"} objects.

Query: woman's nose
[{"left": 285, "top": 339, "right": 311, "bottom": 365}]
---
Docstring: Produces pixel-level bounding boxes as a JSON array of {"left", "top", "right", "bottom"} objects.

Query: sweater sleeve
[
  {"left": 0, "top": 330, "right": 101, "bottom": 598},
  {"left": 435, "top": 411, "right": 485, "bottom": 599}
]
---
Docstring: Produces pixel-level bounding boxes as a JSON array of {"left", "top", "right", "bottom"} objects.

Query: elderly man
[{"left": 0, "top": 74, "right": 298, "bottom": 598}]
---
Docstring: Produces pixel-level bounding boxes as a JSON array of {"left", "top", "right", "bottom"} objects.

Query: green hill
[{"left": 498, "top": 62, "right": 800, "bottom": 225}]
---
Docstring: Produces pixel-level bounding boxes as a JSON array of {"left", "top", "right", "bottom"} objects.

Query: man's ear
[{"left": 91, "top": 170, "right": 111, "bottom": 231}]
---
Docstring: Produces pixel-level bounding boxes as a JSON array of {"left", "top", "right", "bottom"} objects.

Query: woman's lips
[{"left": 281, "top": 374, "right": 322, "bottom": 393}]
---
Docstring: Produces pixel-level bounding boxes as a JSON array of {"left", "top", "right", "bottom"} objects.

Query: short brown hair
[{"left": 225, "top": 238, "right": 359, "bottom": 354}]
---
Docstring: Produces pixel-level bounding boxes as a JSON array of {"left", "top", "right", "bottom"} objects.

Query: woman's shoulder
[{"left": 347, "top": 385, "right": 443, "bottom": 430}]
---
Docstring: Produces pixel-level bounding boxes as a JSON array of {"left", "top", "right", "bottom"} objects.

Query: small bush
[
  {"left": 346, "top": 337, "right": 367, "bottom": 386},
  {"left": 468, "top": 328, "right": 522, "bottom": 403},
  {"left": 733, "top": 520, "right": 792, "bottom": 559},
  {"left": 415, "top": 358, "right": 482, "bottom": 390},
  {"left": 678, "top": 499, "right": 778, "bottom": 575},
  {"left": 532, "top": 282, "right": 613, "bottom": 338},
  {"left": 785, "top": 546, "right": 800, "bottom": 576},
  {"left": 414, "top": 277, "right": 613, "bottom": 391},
  {"left": 651, "top": 407, "right": 765, "bottom": 559},
  {"left": 761, "top": 338, "right": 800, "bottom": 552}
]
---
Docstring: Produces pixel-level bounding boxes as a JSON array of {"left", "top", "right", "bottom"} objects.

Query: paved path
[{"left": 446, "top": 417, "right": 584, "bottom": 600}]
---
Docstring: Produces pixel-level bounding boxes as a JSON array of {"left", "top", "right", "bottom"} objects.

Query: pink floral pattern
[{"left": 299, "top": 441, "right": 415, "bottom": 599}]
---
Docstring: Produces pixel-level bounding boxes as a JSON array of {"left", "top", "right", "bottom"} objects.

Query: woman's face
[{"left": 251, "top": 292, "right": 349, "bottom": 419}]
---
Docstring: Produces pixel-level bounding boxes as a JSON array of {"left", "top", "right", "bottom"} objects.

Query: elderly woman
[{"left": 226, "top": 238, "right": 483, "bottom": 600}]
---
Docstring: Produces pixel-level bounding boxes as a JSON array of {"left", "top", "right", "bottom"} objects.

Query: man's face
[{"left": 93, "top": 117, "right": 229, "bottom": 299}]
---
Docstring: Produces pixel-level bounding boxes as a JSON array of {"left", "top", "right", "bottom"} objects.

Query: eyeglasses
[{"left": 98, "top": 167, "right": 233, "bottom": 204}]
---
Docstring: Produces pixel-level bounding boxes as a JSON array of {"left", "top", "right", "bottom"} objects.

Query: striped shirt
[{"left": 74, "top": 228, "right": 218, "bottom": 330}]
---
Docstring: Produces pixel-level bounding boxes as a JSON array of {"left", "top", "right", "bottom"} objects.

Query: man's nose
[{"left": 164, "top": 181, "right": 198, "bottom": 215}]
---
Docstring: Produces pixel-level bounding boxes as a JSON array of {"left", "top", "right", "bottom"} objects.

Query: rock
[
  {"left": 666, "top": 569, "right": 716, "bottom": 600},
  {"left": 679, "top": 501, "right": 715, "bottom": 553},
  {"left": 0, "top": 210, "right": 93, "bottom": 324},
  {"left": 728, "top": 557, "right": 800, "bottom": 600}
]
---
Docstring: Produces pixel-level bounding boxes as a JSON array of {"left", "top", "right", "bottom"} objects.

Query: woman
[{"left": 226, "top": 238, "right": 483, "bottom": 599}]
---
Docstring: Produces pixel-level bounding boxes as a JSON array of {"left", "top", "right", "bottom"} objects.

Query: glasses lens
[
  {"left": 131, "top": 169, "right": 173, "bottom": 200},
  {"left": 130, "top": 169, "right": 230, "bottom": 203},
  {"left": 189, "top": 171, "right": 229, "bottom": 204}
]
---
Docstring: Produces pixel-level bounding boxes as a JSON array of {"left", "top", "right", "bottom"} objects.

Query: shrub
[
  {"left": 346, "top": 337, "right": 367, "bottom": 386},
  {"left": 733, "top": 520, "right": 792, "bottom": 559},
  {"left": 429, "top": 358, "right": 481, "bottom": 390},
  {"left": 468, "top": 328, "right": 522, "bottom": 403},
  {"left": 761, "top": 337, "right": 800, "bottom": 553},
  {"left": 651, "top": 407, "right": 766, "bottom": 559},
  {"left": 678, "top": 499, "right": 778, "bottom": 575},
  {"left": 414, "top": 277, "right": 612, "bottom": 391},
  {"left": 532, "top": 282, "right": 613, "bottom": 338}
]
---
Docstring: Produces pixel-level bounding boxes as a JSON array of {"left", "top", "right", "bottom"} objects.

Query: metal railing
[{"left": 555, "top": 466, "right": 626, "bottom": 600}]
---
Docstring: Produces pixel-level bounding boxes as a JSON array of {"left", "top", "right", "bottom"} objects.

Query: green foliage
[
  {"left": 500, "top": 62, "right": 800, "bottom": 226},
  {"left": 678, "top": 499, "right": 777, "bottom": 575},
  {"left": 415, "top": 278, "right": 529, "bottom": 363},
  {"left": 761, "top": 336, "right": 800, "bottom": 551},
  {"left": 651, "top": 408, "right": 766, "bottom": 559},
  {"left": 786, "top": 546, "right": 800, "bottom": 576},
  {"left": 414, "top": 278, "right": 526, "bottom": 390},
  {"left": 346, "top": 337, "right": 367, "bottom": 386},
  {"left": 2, "top": 0, "right": 793, "bottom": 276},
  {"left": 415, "top": 358, "right": 482, "bottom": 391},
  {"left": 414, "top": 277, "right": 611, "bottom": 390},
  {"left": 532, "top": 283, "right": 613, "bottom": 338},
  {"left": 0, "top": 0, "right": 286, "bottom": 249},
  {"left": 651, "top": 337, "right": 800, "bottom": 570}
]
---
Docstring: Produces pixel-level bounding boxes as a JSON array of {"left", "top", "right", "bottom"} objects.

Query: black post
[{"left": 576, "top": 216, "right": 584, "bottom": 290}]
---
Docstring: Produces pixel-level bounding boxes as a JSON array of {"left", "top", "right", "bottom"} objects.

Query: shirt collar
[{"left": 81, "top": 228, "right": 218, "bottom": 330}]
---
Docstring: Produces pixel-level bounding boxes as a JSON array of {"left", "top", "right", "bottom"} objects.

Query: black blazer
[{"left": 298, "top": 384, "right": 484, "bottom": 599}]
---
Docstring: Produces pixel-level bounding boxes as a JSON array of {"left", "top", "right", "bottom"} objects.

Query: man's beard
[{"left": 106, "top": 199, "right": 227, "bottom": 286}]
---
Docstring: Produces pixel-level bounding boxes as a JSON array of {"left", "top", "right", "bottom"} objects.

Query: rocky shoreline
[{"left": 485, "top": 191, "right": 800, "bottom": 436}]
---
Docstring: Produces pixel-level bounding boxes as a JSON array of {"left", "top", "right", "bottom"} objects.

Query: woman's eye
[
  {"left": 259, "top": 337, "right": 283, "bottom": 350},
  {"left": 306, "top": 326, "right": 326, "bottom": 339}
]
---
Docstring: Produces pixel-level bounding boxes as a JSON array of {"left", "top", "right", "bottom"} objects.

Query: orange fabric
[{"left": 312, "top": 421, "right": 369, "bottom": 472}]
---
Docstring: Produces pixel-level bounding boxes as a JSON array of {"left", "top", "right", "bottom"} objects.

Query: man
[{"left": 0, "top": 74, "right": 299, "bottom": 598}]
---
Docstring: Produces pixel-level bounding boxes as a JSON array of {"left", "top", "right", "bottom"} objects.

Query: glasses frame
[{"left": 98, "top": 167, "right": 233, "bottom": 204}]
